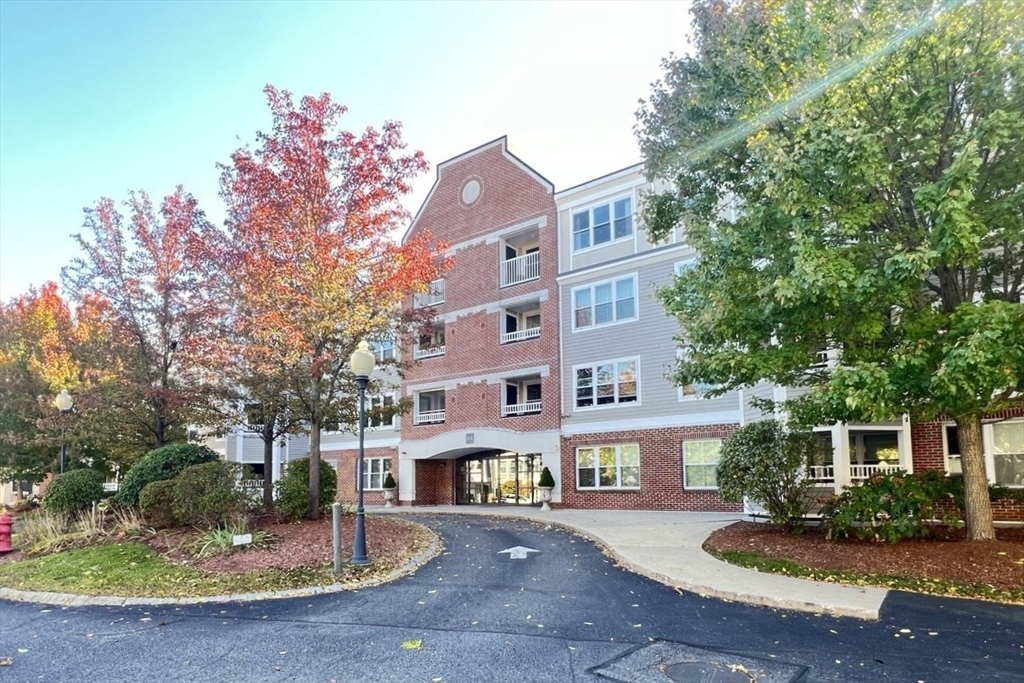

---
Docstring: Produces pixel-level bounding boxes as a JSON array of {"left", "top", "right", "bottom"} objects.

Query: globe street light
[
  {"left": 349, "top": 340, "right": 376, "bottom": 566},
  {"left": 54, "top": 389, "right": 74, "bottom": 474}
]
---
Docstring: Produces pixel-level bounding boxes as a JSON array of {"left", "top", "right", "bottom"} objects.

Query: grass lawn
[{"left": 0, "top": 542, "right": 340, "bottom": 598}]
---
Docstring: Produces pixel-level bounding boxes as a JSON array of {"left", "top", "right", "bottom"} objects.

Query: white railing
[
  {"left": 102, "top": 482, "right": 119, "bottom": 492},
  {"left": 849, "top": 463, "right": 902, "bottom": 480},
  {"left": 807, "top": 465, "right": 834, "bottom": 482},
  {"left": 413, "top": 344, "right": 446, "bottom": 360},
  {"left": 500, "top": 252, "right": 540, "bottom": 287},
  {"left": 415, "top": 279, "right": 446, "bottom": 307},
  {"left": 413, "top": 410, "right": 445, "bottom": 425},
  {"left": 501, "top": 401, "right": 542, "bottom": 417},
  {"left": 501, "top": 326, "right": 540, "bottom": 344}
]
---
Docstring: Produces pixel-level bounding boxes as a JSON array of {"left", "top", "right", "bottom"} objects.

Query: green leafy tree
[
  {"left": 637, "top": 0, "right": 1024, "bottom": 539},
  {"left": 717, "top": 420, "right": 827, "bottom": 532}
]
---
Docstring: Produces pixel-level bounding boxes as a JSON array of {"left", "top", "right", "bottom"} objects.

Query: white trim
[
  {"left": 571, "top": 356, "right": 641, "bottom": 412},
  {"left": 561, "top": 411, "right": 741, "bottom": 435}
]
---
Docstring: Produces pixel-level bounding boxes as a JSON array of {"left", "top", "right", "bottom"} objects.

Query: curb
[{"left": 0, "top": 521, "right": 444, "bottom": 608}]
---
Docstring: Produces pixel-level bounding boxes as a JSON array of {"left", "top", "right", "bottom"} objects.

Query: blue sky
[{"left": 0, "top": 0, "right": 691, "bottom": 300}]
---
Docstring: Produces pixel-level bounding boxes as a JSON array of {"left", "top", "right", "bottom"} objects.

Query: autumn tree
[
  {"left": 637, "top": 0, "right": 1024, "bottom": 539},
  {"left": 219, "top": 85, "right": 448, "bottom": 519},
  {"left": 62, "top": 188, "right": 226, "bottom": 463}
]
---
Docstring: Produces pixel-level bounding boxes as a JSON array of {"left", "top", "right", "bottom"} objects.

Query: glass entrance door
[{"left": 456, "top": 452, "right": 542, "bottom": 505}]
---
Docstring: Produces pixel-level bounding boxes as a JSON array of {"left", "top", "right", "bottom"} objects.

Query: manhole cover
[
  {"left": 590, "top": 640, "right": 806, "bottom": 683},
  {"left": 665, "top": 661, "right": 752, "bottom": 682}
]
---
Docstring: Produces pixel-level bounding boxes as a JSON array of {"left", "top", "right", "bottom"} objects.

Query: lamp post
[
  {"left": 54, "top": 389, "right": 74, "bottom": 474},
  {"left": 349, "top": 340, "right": 376, "bottom": 566}
]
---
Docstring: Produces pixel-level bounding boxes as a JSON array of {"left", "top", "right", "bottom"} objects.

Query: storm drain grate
[{"left": 590, "top": 640, "right": 806, "bottom": 683}]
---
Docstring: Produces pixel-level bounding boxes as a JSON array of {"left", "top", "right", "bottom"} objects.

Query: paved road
[{"left": 1, "top": 515, "right": 1021, "bottom": 682}]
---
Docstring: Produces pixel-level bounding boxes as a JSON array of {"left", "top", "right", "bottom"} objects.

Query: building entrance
[{"left": 455, "top": 451, "right": 543, "bottom": 505}]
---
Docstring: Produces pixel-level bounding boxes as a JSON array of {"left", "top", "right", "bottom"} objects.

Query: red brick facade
[{"left": 560, "top": 424, "right": 742, "bottom": 512}]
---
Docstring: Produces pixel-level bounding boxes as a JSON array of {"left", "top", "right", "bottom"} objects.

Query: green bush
[
  {"left": 717, "top": 420, "right": 827, "bottom": 532},
  {"left": 821, "top": 470, "right": 963, "bottom": 542},
  {"left": 538, "top": 467, "right": 555, "bottom": 488},
  {"left": 43, "top": 469, "right": 104, "bottom": 519},
  {"left": 115, "top": 443, "right": 219, "bottom": 508},
  {"left": 274, "top": 458, "right": 337, "bottom": 521},
  {"left": 172, "top": 461, "right": 249, "bottom": 529},
  {"left": 138, "top": 479, "right": 178, "bottom": 529}
]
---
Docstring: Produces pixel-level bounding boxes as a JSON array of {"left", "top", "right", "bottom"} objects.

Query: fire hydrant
[{"left": 0, "top": 513, "right": 14, "bottom": 554}]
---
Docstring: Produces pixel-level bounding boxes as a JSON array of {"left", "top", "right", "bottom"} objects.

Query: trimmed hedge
[
  {"left": 44, "top": 469, "right": 105, "bottom": 518},
  {"left": 115, "top": 443, "right": 219, "bottom": 508},
  {"left": 172, "top": 461, "right": 249, "bottom": 528},
  {"left": 139, "top": 479, "right": 178, "bottom": 529},
  {"left": 274, "top": 458, "right": 337, "bottom": 521}
]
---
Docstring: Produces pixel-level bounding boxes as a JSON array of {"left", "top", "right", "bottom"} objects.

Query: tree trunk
[
  {"left": 307, "top": 419, "right": 321, "bottom": 520},
  {"left": 261, "top": 418, "right": 275, "bottom": 509},
  {"left": 957, "top": 415, "right": 995, "bottom": 540}
]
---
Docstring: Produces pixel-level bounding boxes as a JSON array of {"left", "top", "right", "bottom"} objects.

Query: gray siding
[{"left": 560, "top": 247, "right": 741, "bottom": 428}]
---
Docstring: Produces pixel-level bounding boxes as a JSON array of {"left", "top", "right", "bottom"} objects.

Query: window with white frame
[
  {"left": 362, "top": 457, "right": 392, "bottom": 490},
  {"left": 576, "top": 444, "right": 640, "bottom": 489},
  {"left": 572, "top": 275, "right": 637, "bottom": 330},
  {"left": 575, "top": 358, "right": 638, "bottom": 409},
  {"left": 991, "top": 420, "right": 1024, "bottom": 487},
  {"left": 682, "top": 439, "right": 723, "bottom": 489},
  {"left": 366, "top": 393, "right": 397, "bottom": 429},
  {"left": 373, "top": 339, "right": 396, "bottom": 362},
  {"left": 572, "top": 197, "right": 633, "bottom": 251}
]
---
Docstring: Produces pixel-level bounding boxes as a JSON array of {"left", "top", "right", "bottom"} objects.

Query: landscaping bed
[
  {"left": 0, "top": 514, "right": 437, "bottom": 598},
  {"left": 704, "top": 521, "right": 1024, "bottom": 603}
]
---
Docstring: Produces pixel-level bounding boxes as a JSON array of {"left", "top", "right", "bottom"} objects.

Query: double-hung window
[
  {"left": 362, "top": 458, "right": 392, "bottom": 490},
  {"left": 575, "top": 357, "right": 638, "bottom": 409},
  {"left": 576, "top": 444, "right": 640, "bottom": 489},
  {"left": 682, "top": 439, "right": 723, "bottom": 489},
  {"left": 572, "top": 197, "right": 633, "bottom": 251},
  {"left": 573, "top": 275, "right": 636, "bottom": 330}
]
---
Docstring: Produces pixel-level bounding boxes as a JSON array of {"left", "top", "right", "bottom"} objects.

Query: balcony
[
  {"left": 501, "top": 401, "right": 542, "bottom": 417},
  {"left": 413, "top": 410, "right": 446, "bottom": 425},
  {"left": 501, "top": 326, "right": 540, "bottom": 344},
  {"left": 413, "top": 344, "right": 446, "bottom": 360},
  {"left": 500, "top": 251, "right": 540, "bottom": 288}
]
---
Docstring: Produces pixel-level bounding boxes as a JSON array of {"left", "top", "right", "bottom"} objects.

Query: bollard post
[{"left": 332, "top": 502, "right": 343, "bottom": 575}]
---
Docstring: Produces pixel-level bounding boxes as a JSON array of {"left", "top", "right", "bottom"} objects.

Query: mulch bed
[{"left": 704, "top": 522, "right": 1024, "bottom": 591}]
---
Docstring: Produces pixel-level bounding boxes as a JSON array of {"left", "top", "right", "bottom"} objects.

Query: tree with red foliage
[
  {"left": 62, "top": 188, "right": 225, "bottom": 462},
  {"left": 219, "top": 85, "right": 448, "bottom": 518}
]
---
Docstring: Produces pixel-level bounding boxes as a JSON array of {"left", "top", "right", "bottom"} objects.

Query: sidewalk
[{"left": 377, "top": 505, "right": 887, "bottom": 620}]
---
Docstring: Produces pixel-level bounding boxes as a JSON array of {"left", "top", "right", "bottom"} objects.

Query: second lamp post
[{"left": 349, "top": 340, "right": 376, "bottom": 566}]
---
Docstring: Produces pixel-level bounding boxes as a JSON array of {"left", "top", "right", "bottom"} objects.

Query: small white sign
[{"left": 232, "top": 533, "right": 253, "bottom": 546}]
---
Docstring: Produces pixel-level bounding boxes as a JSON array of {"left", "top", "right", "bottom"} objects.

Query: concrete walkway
[{"left": 377, "top": 505, "right": 888, "bottom": 620}]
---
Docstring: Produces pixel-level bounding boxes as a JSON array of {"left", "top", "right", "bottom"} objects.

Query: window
[
  {"left": 373, "top": 339, "right": 395, "bottom": 362},
  {"left": 572, "top": 275, "right": 637, "bottom": 330},
  {"left": 576, "top": 444, "right": 640, "bottom": 489},
  {"left": 362, "top": 457, "right": 392, "bottom": 490},
  {"left": 414, "top": 390, "right": 445, "bottom": 425},
  {"left": 575, "top": 358, "right": 638, "bottom": 409},
  {"left": 682, "top": 439, "right": 722, "bottom": 489},
  {"left": 366, "top": 393, "right": 397, "bottom": 429},
  {"left": 992, "top": 420, "right": 1024, "bottom": 487},
  {"left": 572, "top": 197, "right": 632, "bottom": 251}
]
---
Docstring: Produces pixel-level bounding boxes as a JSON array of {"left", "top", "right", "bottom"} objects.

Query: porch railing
[
  {"left": 501, "top": 401, "right": 542, "bottom": 417},
  {"left": 500, "top": 252, "right": 540, "bottom": 288},
  {"left": 501, "top": 326, "right": 540, "bottom": 344}
]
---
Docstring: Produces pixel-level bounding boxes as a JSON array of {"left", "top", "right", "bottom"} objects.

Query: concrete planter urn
[
  {"left": 537, "top": 466, "right": 555, "bottom": 511},
  {"left": 382, "top": 472, "right": 397, "bottom": 508}
]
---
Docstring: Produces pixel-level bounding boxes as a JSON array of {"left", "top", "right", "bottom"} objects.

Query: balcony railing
[
  {"left": 501, "top": 326, "right": 540, "bottom": 344},
  {"left": 501, "top": 401, "right": 542, "bottom": 417},
  {"left": 413, "top": 344, "right": 446, "bottom": 360},
  {"left": 500, "top": 252, "right": 540, "bottom": 288},
  {"left": 413, "top": 410, "right": 446, "bottom": 425}
]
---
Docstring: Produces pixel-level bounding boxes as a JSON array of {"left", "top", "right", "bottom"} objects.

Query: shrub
[
  {"left": 172, "top": 461, "right": 249, "bottom": 528},
  {"left": 538, "top": 467, "right": 555, "bottom": 488},
  {"left": 115, "top": 443, "right": 219, "bottom": 508},
  {"left": 821, "top": 470, "right": 963, "bottom": 542},
  {"left": 383, "top": 472, "right": 397, "bottom": 489},
  {"left": 274, "top": 458, "right": 337, "bottom": 521},
  {"left": 43, "top": 469, "right": 105, "bottom": 519},
  {"left": 716, "top": 420, "right": 826, "bottom": 532},
  {"left": 138, "top": 479, "right": 178, "bottom": 529}
]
